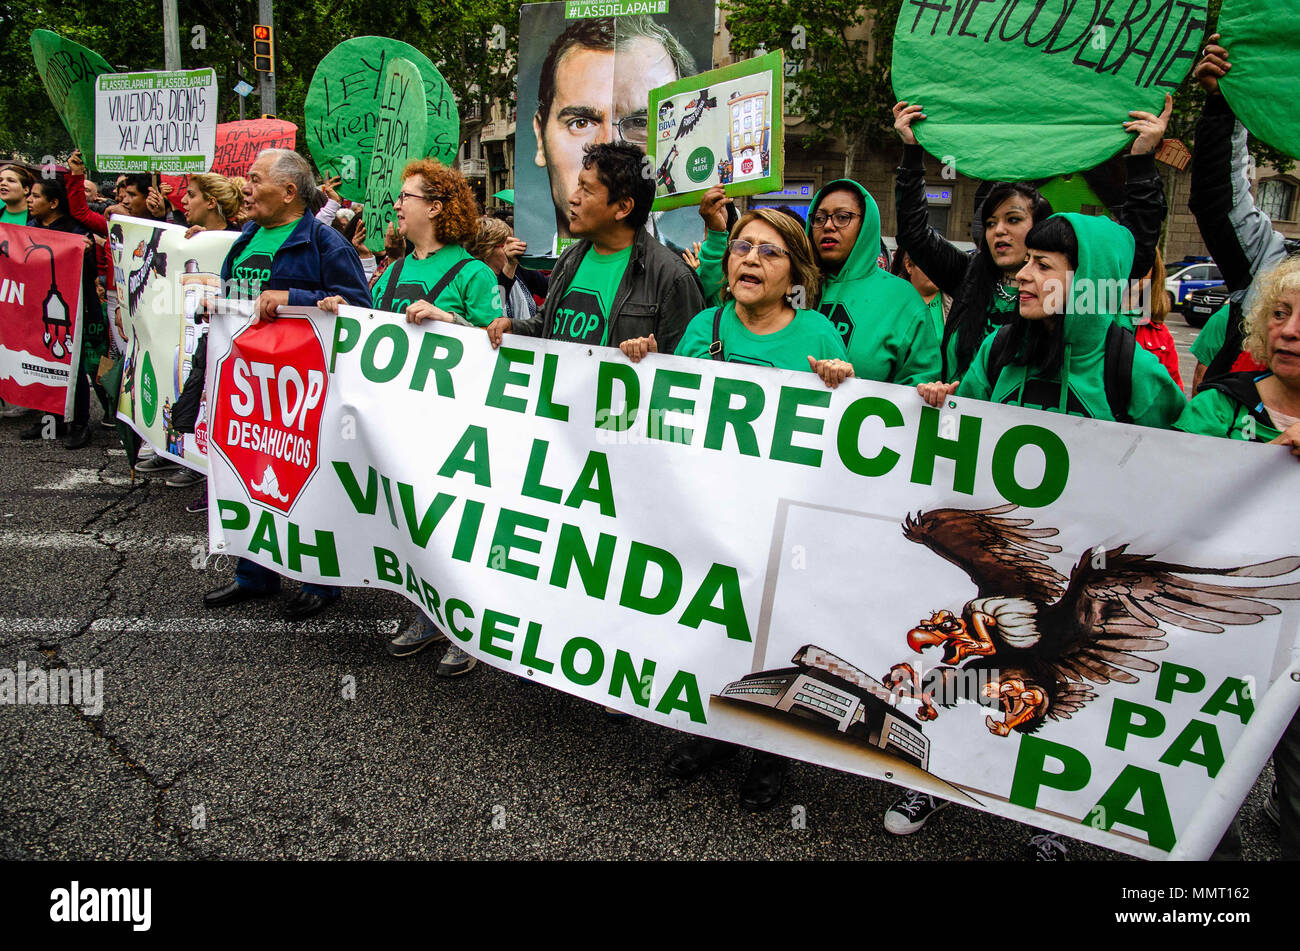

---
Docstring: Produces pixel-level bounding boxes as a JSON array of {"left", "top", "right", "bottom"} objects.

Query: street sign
[{"left": 234, "top": 79, "right": 254, "bottom": 98}]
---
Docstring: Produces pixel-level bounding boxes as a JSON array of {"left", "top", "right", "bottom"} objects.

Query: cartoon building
[
  {"left": 716, "top": 644, "right": 930, "bottom": 770},
  {"left": 723, "top": 90, "right": 771, "bottom": 183}
]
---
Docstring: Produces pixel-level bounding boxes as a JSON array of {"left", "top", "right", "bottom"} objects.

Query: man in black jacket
[{"left": 488, "top": 142, "right": 703, "bottom": 355}]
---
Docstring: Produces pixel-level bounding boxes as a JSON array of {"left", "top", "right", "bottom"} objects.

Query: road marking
[
  {"left": 0, "top": 531, "right": 205, "bottom": 552},
  {"left": 35, "top": 468, "right": 134, "bottom": 490},
  {"left": 0, "top": 617, "right": 401, "bottom": 635}
]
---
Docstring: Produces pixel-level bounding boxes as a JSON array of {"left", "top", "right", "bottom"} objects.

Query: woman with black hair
[
  {"left": 919, "top": 213, "right": 1185, "bottom": 426},
  {"left": 899, "top": 213, "right": 1186, "bottom": 857},
  {"left": 892, "top": 97, "right": 1171, "bottom": 384}
]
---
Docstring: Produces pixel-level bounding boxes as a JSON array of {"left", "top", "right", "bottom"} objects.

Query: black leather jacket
[{"left": 513, "top": 227, "right": 704, "bottom": 357}]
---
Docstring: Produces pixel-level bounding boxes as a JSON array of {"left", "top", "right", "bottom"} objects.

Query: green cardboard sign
[
  {"left": 647, "top": 51, "right": 784, "bottom": 212},
  {"left": 305, "top": 37, "right": 458, "bottom": 203},
  {"left": 891, "top": 2, "right": 1208, "bottom": 180},
  {"left": 362, "top": 58, "right": 428, "bottom": 254},
  {"left": 1219, "top": 0, "right": 1300, "bottom": 160},
  {"left": 29, "top": 30, "right": 115, "bottom": 171}
]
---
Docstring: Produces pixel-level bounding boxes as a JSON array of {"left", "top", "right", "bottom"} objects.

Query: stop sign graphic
[{"left": 211, "top": 317, "right": 329, "bottom": 515}]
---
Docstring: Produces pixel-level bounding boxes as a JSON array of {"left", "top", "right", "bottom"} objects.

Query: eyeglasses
[
  {"left": 615, "top": 113, "right": 650, "bottom": 147},
  {"left": 396, "top": 191, "right": 444, "bottom": 205},
  {"left": 811, "top": 210, "right": 862, "bottom": 229},
  {"left": 728, "top": 239, "right": 790, "bottom": 260}
]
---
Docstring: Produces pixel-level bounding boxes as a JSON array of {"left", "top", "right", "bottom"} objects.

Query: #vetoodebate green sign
[
  {"left": 305, "top": 37, "right": 459, "bottom": 203},
  {"left": 1218, "top": 0, "right": 1300, "bottom": 160},
  {"left": 30, "top": 30, "right": 115, "bottom": 171},
  {"left": 891, "top": 1, "right": 1208, "bottom": 180}
]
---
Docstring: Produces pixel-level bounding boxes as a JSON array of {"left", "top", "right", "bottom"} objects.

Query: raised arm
[
  {"left": 1188, "top": 37, "right": 1287, "bottom": 294},
  {"left": 1116, "top": 94, "right": 1171, "bottom": 281},
  {"left": 892, "top": 102, "right": 974, "bottom": 295}
]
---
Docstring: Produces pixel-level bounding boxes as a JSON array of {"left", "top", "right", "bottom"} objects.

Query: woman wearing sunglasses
[
  {"left": 620, "top": 207, "right": 850, "bottom": 812},
  {"left": 620, "top": 208, "right": 852, "bottom": 389},
  {"left": 693, "top": 182, "right": 939, "bottom": 388}
]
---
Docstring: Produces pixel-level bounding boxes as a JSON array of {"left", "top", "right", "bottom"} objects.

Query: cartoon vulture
[
  {"left": 884, "top": 504, "right": 1300, "bottom": 738},
  {"left": 674, "top": 89, "right": 717, "bottom": 142},
  {"left": 126, "top": 230, "right": 168, "bottom": 315}
]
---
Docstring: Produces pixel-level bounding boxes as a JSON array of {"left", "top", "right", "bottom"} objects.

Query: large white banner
[{"left": 205, "top": 305, "right": 1300, "bottom": 861}]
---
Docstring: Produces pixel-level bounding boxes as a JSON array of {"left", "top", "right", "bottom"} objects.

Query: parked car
[
  {"left": 1165, "top": 260, "right": 1224, "bottom": 312},
  {"left": 1184, "top": 284, "right": 1230, "bottom": 329}
]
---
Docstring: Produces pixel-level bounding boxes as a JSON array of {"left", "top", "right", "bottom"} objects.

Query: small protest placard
[
  {"left": 648, "top": 51, "right": 784, "bottom": 211},
  {"left": 94, "top": 69, "right": 218, "bottom": 174}
]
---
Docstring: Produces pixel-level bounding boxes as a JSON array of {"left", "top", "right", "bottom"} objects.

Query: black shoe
[
  {"left": 739, "top": 751, "right": 788, "bottom": 812},
  {"left": 63, "top": 425, "right": 92, "bottom": 450},
  {"left": 283, "top": 590, "right": 340, "bottom": 622},
  {"left": 20, "top": 416, "right": 66, "bottom": 440},
  {"left": 664, "top": 737, "right": 739, "bottom": 780},
  {"left": 203, "top": 581, "right": 275, "bottom": 609}
]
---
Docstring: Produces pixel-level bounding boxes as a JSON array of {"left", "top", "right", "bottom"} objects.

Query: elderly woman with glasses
[
  {"left": 620, "top": 207, "right": 853, "bottom": 389},
  {"left": 619, "top": 207, "right": 852, "bottom": 813}
]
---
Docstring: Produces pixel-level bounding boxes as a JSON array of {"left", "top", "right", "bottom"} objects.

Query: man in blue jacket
[{"left": 204, "top": 148, "right": 370, "bottom": 621}]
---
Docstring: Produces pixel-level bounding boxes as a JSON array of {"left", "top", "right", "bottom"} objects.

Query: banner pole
[
  {"left": 162, "top": 0, "right": 181, "bottom": 70},
  {"left": 258, "top": 0, "right": 276, "bottom": 116},
  {"left": 1170, "top": 627, "right": 1300, "bottom": 860}
]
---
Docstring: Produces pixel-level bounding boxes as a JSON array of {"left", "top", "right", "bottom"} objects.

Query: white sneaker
[
  {"left": 1028, "top": 831, "right": 1069, "bottom": 861},
  {"left": 884, "top": 789, "right": 950, "bottom": 835}
]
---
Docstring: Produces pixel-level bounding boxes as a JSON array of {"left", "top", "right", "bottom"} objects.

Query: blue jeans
[{"left": 235, "top": 558, "right": 340, "bottom": 598}]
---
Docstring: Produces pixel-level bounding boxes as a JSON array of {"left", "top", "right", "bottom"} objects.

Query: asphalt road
[{"left": 0, "top": 317, "right": 1282, "bottom": 861}]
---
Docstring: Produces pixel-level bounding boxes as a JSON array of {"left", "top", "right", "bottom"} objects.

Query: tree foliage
[
  {"left": 0, "top": 0, "right": 519, "bottom": 169},
  {"left": 723, "top": 0, "right": 903, "bottom": 177}
]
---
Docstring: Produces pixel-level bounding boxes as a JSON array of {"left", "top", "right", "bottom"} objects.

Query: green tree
[
  {"left": 1, "top": 0, "right": 519, "bottom": 170},
  {"left": 723, "top": 0, "right": 903, "bottom": 179}
]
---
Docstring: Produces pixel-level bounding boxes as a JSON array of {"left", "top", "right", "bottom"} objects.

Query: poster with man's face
[{"left": 517, "top": 0, "right": 716, "bottom": 257}]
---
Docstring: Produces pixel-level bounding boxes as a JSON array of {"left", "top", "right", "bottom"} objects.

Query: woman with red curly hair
[
  {"left": 321, "top": 159, "right": 502, "bottom": 330},
  {"left": 321, "top": 159, "right": 502, "bottom": 675}
]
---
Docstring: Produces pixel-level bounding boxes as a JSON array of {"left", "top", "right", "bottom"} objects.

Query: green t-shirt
[
  {"left": 550, "top": 245, "right": 632, "bottom": 346},
  {"left": 1174, "top": 381, "right": 1283, "bottom": 442},
  {"left": 1, "top": 207, "right": 28, "bottom": 225},
  {"left": 229, "top": 219, "right": 299, "bottom": 300},
  {"left": 370, "top": 245, "right": 502, "bottom": 327},
  {"left": 676, "top": 303, "right": 848, "bottom": 370},
  {"left": 1190, "top": 303, "right": 1233, "bottom": 366},
  {"left": 924, "top": 294, "right": 944, "bottom": 343}
]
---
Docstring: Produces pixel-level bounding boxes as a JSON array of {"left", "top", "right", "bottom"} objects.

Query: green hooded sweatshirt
[
  {"left": 958, "top": 213, "right": 1186, "bottom": 428},
  {"left": 697, "top": 180, "right": 940, "bottom": 386}
]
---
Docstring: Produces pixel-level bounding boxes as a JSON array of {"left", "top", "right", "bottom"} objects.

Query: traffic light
[{"left": 253, "top": 24, "right": 274, "bottom": 74}]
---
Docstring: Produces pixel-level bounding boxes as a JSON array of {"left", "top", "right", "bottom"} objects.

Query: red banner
[
  {"left": 212, "top": 119, "right": 298, "bottom": 179},
  {"left": 0, "top": 222, "right": 86, "bottom": 416}
]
